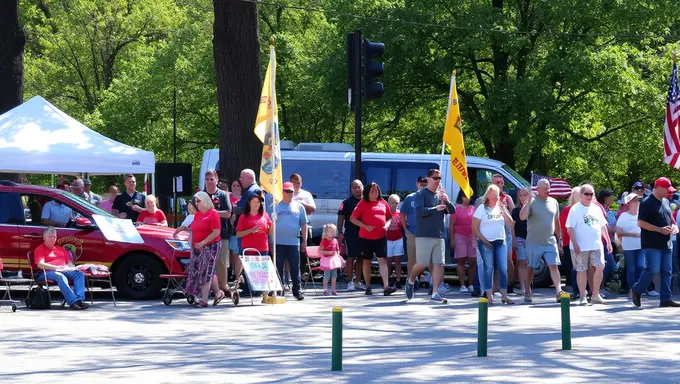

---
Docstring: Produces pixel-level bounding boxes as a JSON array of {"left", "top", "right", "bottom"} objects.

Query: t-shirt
[
  {"left": 638, "top": 195, "right": 673, "bottom": 250},
  {"left": 616, "top": 212, "right": 641, "bottom": 250},
  {"left": 320, "top": 238, "right": 339, "bottom": 254},
  {"left": 235, "top": 212, "right": 272, "bottom": 252},
  {"left": 99, "top": 199, "right": 113, "bottom": 213},
  {"left": 275, "top": 201, "right": 308, "bottom": 246},
  {"left": 136, "top": 210, "right": 167, "bottom": 225},
  {"left": 112, "top": 191, "right": 146, "bottom": 222},
  {"left": 351, "top": 199, "right": 392, "bottom": 240},
  {"left": 511, "top": 206, "right": 528, "bottom": 239},
  {"left": 559, "top": 206, "right": 572, "bottom": 248},
  {"left": 229, "top": 194, "right": 240, "bottom": 207},
  {"left": 453, "top": 204, "right": 475, "bottom": 236},
  {"left": 526, "top": 197, "right": 559, "bottom": 245},
  {"left": 205, "top": 188, "right": 232, "bottom": 239},
  {"left": 338, "top": 196, "right": 361, "bottom": 240},
  {"left": 565, "top": 203, "right": 607, "bottom": 251},
  {"left": 473, "top": 204, "right": 506, "bottom": 242},
  {"left": 401, "top": 193, "right": 418, "bottom": 234},
  {"left": 414, "top": 188, "right": 455, "bottom": 238},
  {"left": 189, "top": 209, "right": 221, "bottom": 246},
  {"left": 386, "top": 211, "right": 403, "bottom": 241},
  {"left": 293, "top": 189, "right": 316, "bottom": 210},
  {"left": 34, "top": 244, "right": 71, "bottom": 268}
]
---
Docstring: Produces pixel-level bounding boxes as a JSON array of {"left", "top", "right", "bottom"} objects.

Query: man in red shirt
[{"left": 34, "top": 227, "right": 89, "bottom": 309}]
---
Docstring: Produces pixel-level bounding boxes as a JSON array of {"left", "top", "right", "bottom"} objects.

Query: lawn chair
[
  {"left": 25, "top": 251, "right": 60, "bottom": 308},
  {"left": 159, "top": 250, "right": 195, "bottom": 306},
  {"left": 66, "top": 251, "right": 116, "bottom": 307},
  {"left": 0, "top": 258, "right": 33, "bottom": 312},
  {"left": 302, "top": 246, "right": 322, "bottom": 295}
]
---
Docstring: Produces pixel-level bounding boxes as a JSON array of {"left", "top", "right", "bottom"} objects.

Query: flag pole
[
  {"left": 269, "top": 38, "right": 278, "bottom": 283},
  {"left": 440, "top": 71, "right": 456, "bottom": 171}
]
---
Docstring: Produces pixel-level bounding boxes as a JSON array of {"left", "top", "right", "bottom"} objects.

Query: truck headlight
[{"left": 165, "top": 240, "right": 191, "bottom": 251}]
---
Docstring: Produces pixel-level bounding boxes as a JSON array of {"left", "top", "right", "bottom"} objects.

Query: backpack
[{"left": 26, "top": 286, "right": 51, "bottom": 309}]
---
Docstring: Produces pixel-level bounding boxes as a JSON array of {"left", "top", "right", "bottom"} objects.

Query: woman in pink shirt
[
  {"left": 99, "top": 185, "right": 118, "bottom": 213},
  {"left": 450, "top": 190, "right": 477, "bottom": 293}
]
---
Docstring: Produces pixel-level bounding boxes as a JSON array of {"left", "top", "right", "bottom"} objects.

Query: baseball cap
[
  {"left": 70, "top": 179, "right": 84, "bottom": 188},
  {"left": 83, "top": 178, "right": 92, "bottom": 185},
  {"left": 282, "top": 182, "right": 294, "bottom": 192},
  {"left": 632, "top": 181, "right": 644, "bottom": 190},
  {"left": 417, "top": 176, "right": 427, "bottom": 183},
  {"left": 655, "top": 177, "right": 673, "bottom": 189},
  {"left": 617, "top": 191, "right": 628, "bottom": 205},
  {"left": 623, "top": 193, "right": 638, "bottom": 205}
]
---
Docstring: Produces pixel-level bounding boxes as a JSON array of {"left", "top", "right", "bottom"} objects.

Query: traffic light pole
[{"left": 353, "top": 29, "right": 362, "bottom": 181}]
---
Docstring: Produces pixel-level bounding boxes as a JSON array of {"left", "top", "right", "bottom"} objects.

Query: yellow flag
[
  {"left": 255, "top": 46, "right": 283, "bottom": 203},
  {"left": 442, "top": 71, "right": 473, "bottom": 198}
]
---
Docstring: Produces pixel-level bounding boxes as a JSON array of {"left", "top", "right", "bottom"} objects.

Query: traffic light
[{"left": 363, "top": 39, "right": 385, "bottom": 100}]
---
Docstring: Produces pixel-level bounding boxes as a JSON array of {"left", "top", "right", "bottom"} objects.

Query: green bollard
[
  {"left": 332, "top": 307, "right": 343, "bottom": 371},
  {"left": 560, "top": 293, "right": 572, "bottom": 350},
  {"left": 477, "top": 297, "right": 488, "bottom": 357}
]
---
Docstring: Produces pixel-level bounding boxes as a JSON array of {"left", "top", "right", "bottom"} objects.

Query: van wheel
[
  {"left": 531, "top": 257, "right": 553, "bottom": 288},
  {"left": 114, "top": 254, "right": 164, "bottom": 300}
]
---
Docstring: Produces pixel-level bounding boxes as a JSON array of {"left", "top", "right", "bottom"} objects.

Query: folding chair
[
  {"left": 159, "top": 250, "right": 195, "bottom": 306},
  {"left": 25, "top": 251, "right": 60, "bottom": 307},
  {"left": 302, "top": 246, "right": 322, "bottom": 295},
  {"left": 0, "top": 258, "right": 33, "bottom": 312},
  {"left": 67, "top": 251, "right": 116, "bottom": 307}
]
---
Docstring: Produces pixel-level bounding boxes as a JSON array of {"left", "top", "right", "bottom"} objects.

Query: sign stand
[{"left": 239, "top": 248, "right": 284, "bottom": 306}]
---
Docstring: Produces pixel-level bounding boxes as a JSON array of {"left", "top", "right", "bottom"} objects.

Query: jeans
[
  {"left": 477, "top": 239, "right": 507, "bottom": 294},
  {"left": 276, "top": 244, "right": 301, "bottom": 296},
  {"left": 633, "top": 248, "right": 673, "bottom": 303},
  {"left": 36, "top": 270, "right": 86, "bottom": 306},
  {"left": 603, "top": 251, "right": 615, "bottom": 286},
  {"left": 624, "top": 249, "right": 645, "bottom": 290},
  {"left": 673, "top": 240, "right": 679, "bottom": 275}
]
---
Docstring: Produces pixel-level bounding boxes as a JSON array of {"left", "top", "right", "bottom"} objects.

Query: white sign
[
  {"left": 240, "top": 255, "right": 282, "bottom": 292},
  {"left": 92, "top": 214, "right": 144, "bottom": 244},
  {"left": 176, "top": 176, "right": 183, "bottom": 193}
]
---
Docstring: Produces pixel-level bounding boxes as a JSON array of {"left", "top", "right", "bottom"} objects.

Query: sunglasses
[
  {"left": 582, "top": 193, "right": 594, "bottom": 197},
  {"left": 431, "top": 177, "right": 442, "bottom": 181},
  {"left": 283, "top": 190, "right": 293, "bottom": 193}
]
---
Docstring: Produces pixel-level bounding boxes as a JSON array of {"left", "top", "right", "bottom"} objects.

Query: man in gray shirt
[
  {"left": 404, "top": 169, "right": 455, "bottom": 304},
  {"left": 519, "top": 178, "right": 564, "bottom": 303}
]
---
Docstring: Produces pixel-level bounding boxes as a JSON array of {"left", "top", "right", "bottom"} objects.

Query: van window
[
  {"left": 394, "top": 163, "right": 438, "bottom": 197},
  {"left": 364, "top": 163, "right": 391, "bottom": 196},
  {"left": 282, "top": 160, "right": 350, "bottom": 199},
  {"left": 0, "top": 192, "right": 24, "bottom": 225},
  {"left": 472, "top": 168, "right": 515, "bottom": 199}
]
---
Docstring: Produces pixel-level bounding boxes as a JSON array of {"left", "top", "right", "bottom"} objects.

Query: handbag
[{"left": 27, "top": 286, "right": 51, "bottom": 309}]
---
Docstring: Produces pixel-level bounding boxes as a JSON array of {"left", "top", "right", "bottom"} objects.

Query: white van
[{"left": 199, "top": 143, "right": 562, "bottom": 286}]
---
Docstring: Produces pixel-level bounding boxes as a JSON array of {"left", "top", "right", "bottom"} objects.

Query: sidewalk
[{"left": 0, "top": 287, "right": 678, "bottom": 383}]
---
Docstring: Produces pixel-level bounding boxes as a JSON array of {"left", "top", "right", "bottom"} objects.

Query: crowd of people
[{"left": 40, "top": 169, "right": 680, "bottom": 310}]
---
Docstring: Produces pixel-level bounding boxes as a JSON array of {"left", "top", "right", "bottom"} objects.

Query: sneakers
[
  {"left": 75, "top": 300, "right": 90, "bottom": 309},
  {"left": 578, "top": 297, "right": 589, "bottom": 306},
  {"left": 356, "top": 282, "right": 366, "bottom": 291},
  {"left": 430, "top": 292, "right": 448, "bottom": 304},
  {"left": 365, "top": 287, "right": 373, "bottom": 296},
  {"left": 590, "top": 294, "right": 607, "bottom": 304},
  {"left": 294, "top": 293, "right": 305, "bottom": 301},
  {"left": 324, "top": 290, "right": 329, "bottom": 296},
  {"left": 346, "top": 281, "right": 355, "bottom": 292},
  {"left": 459, "top": 286, "right": 467, "bottom": 293},
  {"left": 524, "top": 295, "right": 532, "bottom": 304},
  {"left": 438, "top": 283, "right": 451, "bottom": 294},
  {"left": 331, "top": 291, "right": 338, "bottom": 296},
  {"left": 383, "top": 286, "right": 397, "bottom": 296},
  {"left": 646, "top": 290, "right": 660, "bottom": 297},
  {"left": 405, "top": 280, "right": 415, "bottom": 300}
]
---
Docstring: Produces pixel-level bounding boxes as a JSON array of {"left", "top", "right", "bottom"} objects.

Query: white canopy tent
[{"left": 0, "top": 96, "right": 155, "bottom": 176}]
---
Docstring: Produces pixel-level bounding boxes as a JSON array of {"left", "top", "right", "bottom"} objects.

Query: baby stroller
[
  {"left": 606, "top": 253, "right": 625, "bottom": 293},
  {"left": 160, "top": 250, "right": 195, "bottom": 306}
]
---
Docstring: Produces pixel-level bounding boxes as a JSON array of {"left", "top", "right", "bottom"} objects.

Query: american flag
[
  {"left": 664, "top": 62, "right": 680, "bottom": 169},
  {"left": 531, "top": 173, "right": 572, "bottom": 198}
]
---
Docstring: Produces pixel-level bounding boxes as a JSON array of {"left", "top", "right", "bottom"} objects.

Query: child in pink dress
[{"left": 320, "top": 224, "right": 343, "bottom": 296}]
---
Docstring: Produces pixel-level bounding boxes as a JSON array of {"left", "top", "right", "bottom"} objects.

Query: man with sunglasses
[
  {"left": 631, "top": 177, "right": 680, "bottom": 308},
  {"left": 405, "top": 169, "right": 455, "bottom": 304}
]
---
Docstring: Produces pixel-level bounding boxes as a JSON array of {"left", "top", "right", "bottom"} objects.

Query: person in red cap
[{"left": 631, "top": 177, "right": 680, "bottom": 308}]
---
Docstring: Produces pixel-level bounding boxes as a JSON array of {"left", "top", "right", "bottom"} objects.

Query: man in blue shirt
[
  {"left": 401, "top": 176, "right": 427, "bottom": 278},
  {"left": 274, "top": 182, "right": 308, "bottom": 300}
]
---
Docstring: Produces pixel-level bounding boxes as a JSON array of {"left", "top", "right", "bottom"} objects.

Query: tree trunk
[
  {"left": 0, "top": 0, "right": 27, "bottom": 183},
  {"left": 212, "top": 0, "right": 262, "bottom": 184}
]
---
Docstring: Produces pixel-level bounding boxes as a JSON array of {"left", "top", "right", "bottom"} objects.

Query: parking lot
[{"left": 1, "top": 286, "right": 679, "bottom": 383}]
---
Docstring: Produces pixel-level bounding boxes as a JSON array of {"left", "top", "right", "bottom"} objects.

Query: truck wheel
[{"left": 114, "top": 254, "right": 164, "bottom": 300}]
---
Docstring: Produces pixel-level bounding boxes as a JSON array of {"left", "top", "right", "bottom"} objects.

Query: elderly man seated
[{"left": 34, "top": 227, "right": 89, "bottom": 309}]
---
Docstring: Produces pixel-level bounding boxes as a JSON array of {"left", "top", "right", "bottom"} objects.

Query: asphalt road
[{"left": 1, "top": 285, "right": 679, "bottom": 383}]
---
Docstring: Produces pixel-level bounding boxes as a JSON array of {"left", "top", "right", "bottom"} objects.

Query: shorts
[
  {"left": 571, "top": 249, "right": 604, "bottom": 272},
  {"left": 406, "top": 232, "right": 417, "bottom": 264},
  {"left": 323, "top": 270, "right": 338, "bottom": 279},
  {"left": 415, "top": 237, "right": 445, "bottom": 266},
  {"left": 360, "top": 237, "right": 387, "bottom": 260},
  {"left": 387, "top": 239, "right": 404, "bottom": 257},
  {"left": 454, "top": 234, "right": 475, "bottom": 259},
  {"left": 526, "top": 243, "right": 560, "bottom": 269},
  {"left": 344, "top": 235, "right": 361, "bottom": 258},
  {"left": 514, "top": 237, "right": 527, "bottom": 261},
  {"left": 220, "top": 239, "right": 230, "bottom": 268}
]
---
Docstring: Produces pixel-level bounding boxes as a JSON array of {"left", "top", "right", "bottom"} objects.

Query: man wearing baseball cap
[
  {"left": 631, "top": 177, "right": 680, "bottom": 308},
  {"left": 274, "top": 181, "right": 307, "bottom": 300}
]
